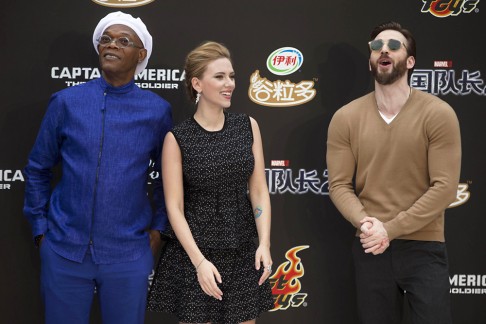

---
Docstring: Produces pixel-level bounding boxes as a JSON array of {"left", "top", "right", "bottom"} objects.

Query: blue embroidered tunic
[{"left": 23, "top": 77, "right": 172, "bottom": 264}]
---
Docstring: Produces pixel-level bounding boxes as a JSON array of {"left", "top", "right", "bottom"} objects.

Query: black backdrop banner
[{"left": 1, "top": 1, "right": 485, "bottom": 323}]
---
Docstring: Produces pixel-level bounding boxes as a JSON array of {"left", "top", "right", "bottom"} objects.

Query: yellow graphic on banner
[
  {"left": 449, "top": 183, "right": 471, "bottom": 208},
  {"left": 248, "top": 70, "right": 316, "bottom": 107},
  {"left": 269, "top": 245, "right": 309, "bottom": 311},
  {"left": 91, "top": 0, "right": 155, "bottom": 8},
  {"left": 420, "top": 0, "right": 480, "bottom": 17}
]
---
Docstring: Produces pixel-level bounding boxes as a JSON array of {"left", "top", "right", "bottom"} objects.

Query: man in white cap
[{"left": 23, "top": 11, "right": 172, "bottom": 324}]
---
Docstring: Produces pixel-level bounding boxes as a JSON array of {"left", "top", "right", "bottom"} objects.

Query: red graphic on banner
[
  {"left": 433, "top": 60, "right": 453, "bottom": 68},
  {"left": 269, "top": 245, "right": 309, "bottom": 311},
  {"left": 273, "top": 56, "right": 297, "bottom": 67},
  {"left": 270, "top": 160, "right": 290, "bottom": 167},
  {"left": 421, "top": 0, "right": 480, "bottom": 17}
]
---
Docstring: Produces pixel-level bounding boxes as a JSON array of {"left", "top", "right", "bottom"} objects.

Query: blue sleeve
[
  {"left": 150, "top": 103, "right": 173, "bottom": 231},
  {"left": 23, "top": 93, "right": 64, "bottom": 237}
]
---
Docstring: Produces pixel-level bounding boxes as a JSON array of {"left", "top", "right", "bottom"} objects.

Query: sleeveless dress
[{"left": 147, "top": 112, "right": 273, "bottom": 324}]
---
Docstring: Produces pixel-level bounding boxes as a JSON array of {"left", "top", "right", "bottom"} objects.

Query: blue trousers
[
  {"left": 40, "top": 240, "right": 153, "bottom": 324},
  {"left": 352, "top": 237, "right": 452, "bottom": 324}
]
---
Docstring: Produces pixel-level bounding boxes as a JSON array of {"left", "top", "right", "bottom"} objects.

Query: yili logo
[
  {"left": 91, "top": 0, "right": 155, "bottom": 8},
  {"left": 267, "top": 47, "right": 303, "bottom": 76},
  {"left": 421, "top": 0, "right": 480, "bottom": 17}
]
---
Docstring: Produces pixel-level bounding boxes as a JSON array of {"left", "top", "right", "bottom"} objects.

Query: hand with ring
[{"left": 255, "top": 244, "right": 272, "bottom": 286}]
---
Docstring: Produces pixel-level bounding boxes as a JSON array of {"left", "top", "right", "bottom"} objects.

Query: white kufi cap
[{"left": 93, "top": 11, "right": 152, "bottom": 76}]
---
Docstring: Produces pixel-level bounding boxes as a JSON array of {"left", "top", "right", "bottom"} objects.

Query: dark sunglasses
[{"left": 368, "top": 39, "right": 407, "bottom": 52}]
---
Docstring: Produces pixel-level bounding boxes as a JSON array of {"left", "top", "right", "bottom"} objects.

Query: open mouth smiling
[
  {"left": 379, "top": 58, "right": 392, "bottom": 66},
  {"left": 104, "top": 52, "right": 121, "bottom": 60}
]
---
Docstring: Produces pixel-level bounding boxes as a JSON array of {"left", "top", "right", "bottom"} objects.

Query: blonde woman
[{"left": 147, "top": 41, "right": 273, "bottom": 324}]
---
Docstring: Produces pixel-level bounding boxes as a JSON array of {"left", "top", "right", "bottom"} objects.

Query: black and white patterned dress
[{"left": 147, "top": 112, "right": 273, "bottom": 323}]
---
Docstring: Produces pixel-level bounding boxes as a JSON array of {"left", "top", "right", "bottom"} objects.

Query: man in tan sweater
[{"left": 327, "top": 21, "right": 461, "bottom": 324}]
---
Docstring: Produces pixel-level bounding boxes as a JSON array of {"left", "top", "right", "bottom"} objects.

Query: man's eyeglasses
[
  {"left": 97, "top": 35, "right": 143, "bottom": 49},
  {"left": 368, "top": 39, "right": 407, "bottom": 52}
]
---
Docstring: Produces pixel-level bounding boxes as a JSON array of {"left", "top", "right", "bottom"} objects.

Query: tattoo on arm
[{"left": 254, "top": 206, "right": 263, "bottom": 219}]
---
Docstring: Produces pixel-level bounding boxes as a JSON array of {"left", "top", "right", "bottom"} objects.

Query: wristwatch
[{"left": 34, "top": 234, "right": 44, "bottom": 248}]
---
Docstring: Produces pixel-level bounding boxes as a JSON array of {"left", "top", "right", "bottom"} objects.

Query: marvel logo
[{"left": 270, "top": 160, "right": 290, "bottom": 167}]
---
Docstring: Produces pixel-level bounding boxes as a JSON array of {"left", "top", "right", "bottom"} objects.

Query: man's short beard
[{"left": 371, "top": 58, "right": 408, "bottom": 85}]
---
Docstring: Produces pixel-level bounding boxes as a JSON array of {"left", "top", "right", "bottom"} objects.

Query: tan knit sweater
[{"left": 327, "top": 89, "right": 461, "bottom": 242}]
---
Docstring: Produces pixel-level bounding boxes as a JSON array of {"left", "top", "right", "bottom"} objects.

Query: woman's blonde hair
[{"left": 184, "top": 41, "right": 232, "bottom": 103}]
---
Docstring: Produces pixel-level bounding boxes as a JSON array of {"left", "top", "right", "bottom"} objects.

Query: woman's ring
[{"left": 266, "top": 265, "right": 272, "bottom": 273}]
